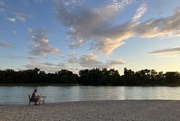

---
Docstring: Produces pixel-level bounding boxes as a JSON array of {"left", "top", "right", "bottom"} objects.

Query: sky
[{"left": 0, "top": 0, "right": 180, "bottom": 75}]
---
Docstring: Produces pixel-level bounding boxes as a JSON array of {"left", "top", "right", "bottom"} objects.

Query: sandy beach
[{"left": 0, "top": 100, "right": 180, "bottom": 121}]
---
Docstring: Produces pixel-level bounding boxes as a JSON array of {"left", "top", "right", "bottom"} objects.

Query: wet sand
[{"left": 0, "top": 100, "right": 180, "bottom": 121}]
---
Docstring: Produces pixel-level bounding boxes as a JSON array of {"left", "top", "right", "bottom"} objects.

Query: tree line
[{"left": 0, "top": 68, "right": 180, "bottom": 86}]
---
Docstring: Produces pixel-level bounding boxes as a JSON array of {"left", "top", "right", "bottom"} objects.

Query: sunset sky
[{"left": 0, "top": 0, "right": 180, "bottom": 74}]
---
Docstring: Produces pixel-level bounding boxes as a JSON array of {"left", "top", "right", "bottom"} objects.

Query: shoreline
[
  {"left": 0, "top": 100, "right": 180, "bottom": 121},
  {"left": 1, "top": 83, "right": 180, "bottom": 87}
]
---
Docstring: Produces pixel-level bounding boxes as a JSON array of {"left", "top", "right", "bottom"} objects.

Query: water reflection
[{"left": 0, "top": 86, "right": 180, "bottom": 104}]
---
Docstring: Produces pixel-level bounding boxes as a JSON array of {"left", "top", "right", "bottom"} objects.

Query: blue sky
[{"left": 0, "top": 0, "right": 180, "bottom": 74}]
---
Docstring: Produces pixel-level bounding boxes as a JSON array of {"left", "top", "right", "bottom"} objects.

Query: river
[{"left": 0, "top": 86, "right": 180, "bottom": 105}]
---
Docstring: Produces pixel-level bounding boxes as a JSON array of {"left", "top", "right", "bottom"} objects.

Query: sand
[{"left": 0, "top": 100, "right": 180, "bottom": 121}]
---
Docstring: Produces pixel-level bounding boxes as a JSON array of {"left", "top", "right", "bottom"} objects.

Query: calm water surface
[{"left": 0, "top": 86, "right": 180, "bottom": 105}]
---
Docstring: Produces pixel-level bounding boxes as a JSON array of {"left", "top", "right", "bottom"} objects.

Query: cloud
[
  {"left": 0, "top": 0, "right": 5, "bottom": 6},
  {"left": 24, "top": 53, "right": 125, "bottom": 73},
  {"left": 55, "top": 0, "right": 136, "bottom": 55},
  {"left": 106, "top": 59, "right": 125, "bottom": 67},
  {"left": 1, "top": 0, "right": 33, "bottom": 23},
  {"left": 29, "top": 28, "right": 60, "bottom": 56},
  {"left": 68, "top": 54, "right": 125, "bottom": 69},
  {"left": 24, "top": 59, "right": 66, "bottom": 73},
  {"left": 17, "top": 0, "right": 47, "bottom": 4},
  {"left": 55, "top": 0, "right": 180, "bottom": 55},
  {"left": 0, "top": 0, "right": 7, "bottom": 12},
  {"left": 78, "top": 54, "right": 102, "bottom": 68},
  {"left": 132, "top": 3, "right": 147, "bottom": 22},
  {"left": 13, "top": 31, "right": 17, "bottom": 34},
  {"left": 0, "top": 40, "right": 14, "bottom": 48},
  {"left": 135, "top": 9, "right": 180, "bottom": 38},
  {"left": 33, "top": 0, "right": 46, "bottom": 4},
  {"left": 8, "top": 55, "right": 36, "bottom": 60},
  {"left": 61, "top": 0, "right": 83, "bottom": 5},
  {"left": 148, "top": 47, "right": 180, "bottom": 57},
  {"left": 28, "top": 28, "right": 33, "bottom": 33},
  {"left": 14, "top": 12, "right": 33, "bottom": 22},
  {"left": 6, "top": 17, "right": 16, "bottom": 22}
]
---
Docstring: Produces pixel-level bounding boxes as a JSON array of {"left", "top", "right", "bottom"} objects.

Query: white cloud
[
  {"left": 78, "top": 54, "right": 102, "bottom": 68},
  {"left": 61, "top": 0, "right": 83, "bottom": 5},
  {"left": 28, "top": 28, "right": 33, "bottom": 33},
  {"left": 135, "top": 9, "right": 180, "bottom": 38},
  {"left": 12, "top": 10, "right": 34, "bottom": 22},
  {"left": 1, "top": 0, "right": 33, "bottom": 22},
  {"left": 7, "top": 17, "right": 16, "bottom": 22},
  {"left": 0, "top": 0, "right": 5, "bottom": 6},
  {"left": 9, "top": 55, "right": 36, "bottom": 60},
  {"left": 24, "top": 53, "right": 125, "bottom": 73},
  {"left": 106, "top": 59, "right": 125, "bottom": 68},
  {"left": 148, "top": 47, "right": 180, "bottom": 57},
  {"left": 33, "top": 0, "right": 46, "bottom": 4},
  {"left": 68, "top": 54, "right": 125, "bottom": 69},
  {"left": 56, "top": 0, "right": 145, "bottom": 54},
  {"left": 0, "top": 0, "right": 7, "bottom": 12},
  {"left": 107, "top": 0, "right": 135, "bottom": 11},
  {"left": 0, "top": 40, "right": 14, "bottom": 48},
  {"left": 25, "top": 59, "right": 66, "bottom": 73},
  {"left": 132, "top": 3, "right": 147, "bottom": 22},
  {"left": 13, "top": 31, "right": 17, "bottom": 34},
  {"left": 29, "top": 28, "right": 60, "bottom": 56},
  {"left": 15, "top": 13, "right": 27, "bottom": 22},
  {"left": 55, "top": 0, "right": 180, "bottom": 55}
]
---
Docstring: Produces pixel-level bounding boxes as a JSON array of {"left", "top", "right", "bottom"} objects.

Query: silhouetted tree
[
  {"left": 0, "top": 67, "right": 180, "bottom": 86},
  {"left": 164, "top": 72, "right": 180, "bottom": 84}
]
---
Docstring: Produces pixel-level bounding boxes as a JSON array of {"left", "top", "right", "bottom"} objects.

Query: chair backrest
[{"left": 28, "top": 95, "right": 31, "bottom": 101}]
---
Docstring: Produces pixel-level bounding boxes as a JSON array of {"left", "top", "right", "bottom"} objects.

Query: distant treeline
[{"left": 0, "top": 68, "right": 180, "bottom": 86}]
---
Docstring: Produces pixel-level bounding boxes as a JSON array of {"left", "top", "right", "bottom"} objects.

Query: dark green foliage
[
  {"left": 122, "top": 68, "right": 180, "bottom": 86},
  {"left": 0, "top": 67, "right": 180, "bottom": 86},
  {"left": 78, "top": 68, "right": 121, "bottom": 86}
]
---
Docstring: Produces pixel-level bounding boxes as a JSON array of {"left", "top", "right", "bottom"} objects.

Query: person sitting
[{"left": 31, "top": 89, "right": 40, "bottom": 105}]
